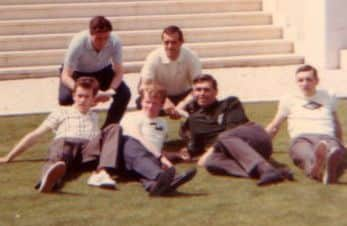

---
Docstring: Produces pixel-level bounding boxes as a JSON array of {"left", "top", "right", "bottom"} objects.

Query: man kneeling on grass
[
  {"left": 0, "top": 77, "right": 119, "bottom": 192},
  {"left": 266, "top": 65, "right": 346, "bottom": 184}
]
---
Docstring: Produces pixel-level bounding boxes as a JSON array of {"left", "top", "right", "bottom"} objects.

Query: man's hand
[
  {"left": 0, "top": 156, "right": 10, "bottom": 164},
  {"left": 163, "top": 99, "right": 181, "bottom": 119},
  {"left": 160, "top": 156, "right": 173, "bottom": 169},
  {"left": 95, "top": 90, "right": 115, "bottom": 104}
]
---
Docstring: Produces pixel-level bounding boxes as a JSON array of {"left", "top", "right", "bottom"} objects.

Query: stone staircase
[{"left": 0, "top": 0, "right": 304, "bottom": 80}]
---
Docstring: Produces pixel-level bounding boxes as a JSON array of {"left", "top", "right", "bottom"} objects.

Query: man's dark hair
[
  {"left": 296, "top": 64, "right": 318, "bottom": 80},
  {"left": 161, "top": 25, "right": 184, "bottom": 42},
  {"left": 73, "top": 77, "right": 100, "bottom": 96},
  {"left": 193, "top": 74, "right": 218, "bottom": 90},
  {"left": 89, "top": 16, "right": 113, "bottom": 34}
]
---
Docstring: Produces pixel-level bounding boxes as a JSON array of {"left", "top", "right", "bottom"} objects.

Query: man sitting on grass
[
  {"left": 0, "top": 77, "right": 119, "bottom": 192},
  {"left": 266, "top": 64, "right": 346, "bottom": 184},
  {"left": 180, "top": 74, "right": 292, "bottom": 186},
  {"left": 117, "top": 80, "right": 196, "bottom": 195}
]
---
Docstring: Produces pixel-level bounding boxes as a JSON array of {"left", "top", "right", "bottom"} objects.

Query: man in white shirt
[
  {"left": 266, "top": 65, "right": 346, "bottom": 184},
  {"left": 59, "top": 15, "right": 130, "bottom": 128},
  {"left": 119, "top": 81, "right": 197, "bottom": 196},
  {"left": 0, "top": 77, "right": 119, "bottom": 192},
  {"left": 138, "top": 25, "right": 202, "bottom": 119}
]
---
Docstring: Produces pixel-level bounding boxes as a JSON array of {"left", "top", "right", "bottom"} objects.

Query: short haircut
[
  {"left": 296, "top": 64, "right": 318, "bottom": 80},
  {"left": 73, "top": 77, "right": 99, "bottom": 96},
  {"left": 193, "top": 74, "right": 218, "bottom": 90},
  {"left": 139, "top": 80, "right": 167, "bottom": 103},
  {"left": 161, "top": 25, "right": 184, "bottom": 42},
  {"left": 89, "top": 16, "right": 113, "bottom": 34}
]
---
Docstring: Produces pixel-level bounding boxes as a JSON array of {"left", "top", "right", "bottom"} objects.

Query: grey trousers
[
  {"left": 289, "top": 134, "right": 346, "bottom": 177},
  {"left": 40, "top": 124, "right": 121, "bottom": 182},
  {"left": 120, "top": 136, "right": 165, "bottom": 191},
  {"left": 204, "top": 122, "right": 274, "bottom": 178}
]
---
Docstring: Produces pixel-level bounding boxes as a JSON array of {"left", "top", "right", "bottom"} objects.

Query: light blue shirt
[{"left": 64, "top": 30, "right": 122, "bottom": 73}]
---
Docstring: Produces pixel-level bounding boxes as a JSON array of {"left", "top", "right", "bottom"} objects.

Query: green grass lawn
[{"left": 1, "top": 101, "right": 347, "bottom": 226}]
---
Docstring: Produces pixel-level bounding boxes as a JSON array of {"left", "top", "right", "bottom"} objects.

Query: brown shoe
[
  {"left": 39, "top": 161, "right": 66, "bottom": 193},
  {"left": 323, "top": 147, "right": 341, "bottom": 184}
]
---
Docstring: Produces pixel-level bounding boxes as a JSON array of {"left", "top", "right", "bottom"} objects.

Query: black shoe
[
  {"left": 170, "top": 168, "right": 197, "bottom": 191},
  {"left": 279, "top": 168, "right": 294, "bottom": 181},
  {"left": 257, "top": 169, "right": 285, "bottom": 186},
  {"left": 149, "top": 167, "right": 175, "bottom": 196}
]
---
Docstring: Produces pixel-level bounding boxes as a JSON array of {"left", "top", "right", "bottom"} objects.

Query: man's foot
[
  {"left": 39, "top": 161, "right": 66, "bottom": 193},
  {"left": 170, "top": 168, "right": 197, "bottom": 191},
  {"left": 257, "top": 169, "right": 285, "bottom": 186},
  {"left": 149, "top": 167, "right": 175, "bottom": 196},
  {"left": 323, "top": 147, "right": 340, "bottom": 184},
  {"left": 87, "top": 169, "right": 117, "bottom": 189},
  {"left": 311, "top": 141, "right": 328, "bottom": 181},
  {"left": 278, "top": 168, "right": 295, "bottom": 181}
]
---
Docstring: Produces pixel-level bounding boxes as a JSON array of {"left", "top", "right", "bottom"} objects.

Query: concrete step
[
  {"left": 0, "top": 40, "right": 293, "bottom": 67},
  {"left": 0, "top": 12, "right": 272, "bottom": 35},
  {"left": 0, "top": 0, "right": 261, "bottom": 20},
  {"left": 0, "top": 0, "right": 199, "bottom": 5},
  {"left": 0, "top": 54, "right": 304, "bottom": 80},
  {"left": 0, "top": 25, "right": 282, "bottom": 51}
]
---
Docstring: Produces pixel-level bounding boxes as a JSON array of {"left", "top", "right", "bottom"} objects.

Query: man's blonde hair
[{"left": 139, "top": 80, "right": 167, "bottom": 103}]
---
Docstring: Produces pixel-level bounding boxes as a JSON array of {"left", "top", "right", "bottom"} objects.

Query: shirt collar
[
  {"left": 159, "top": 46, "right": 183, "bottom": 64},
  {"left": 86, "top": 33, "right": 111, "bottom": 52}
]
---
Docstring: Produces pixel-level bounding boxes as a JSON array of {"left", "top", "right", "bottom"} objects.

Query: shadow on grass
[{"left": 153, "top": 191, "right": 209, "bottom": 198}]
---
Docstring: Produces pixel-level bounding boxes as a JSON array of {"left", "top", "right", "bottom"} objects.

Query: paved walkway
[{"left": 1, "top": 65, "right": 347, "bottom": 116}]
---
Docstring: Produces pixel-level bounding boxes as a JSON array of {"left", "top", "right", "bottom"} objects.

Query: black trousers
[
  {"left": 120, "top": 136, "right": 165, "bottom": 190},
  {"left": 58, "top": 65, "right": 131, "bottom": 128}
]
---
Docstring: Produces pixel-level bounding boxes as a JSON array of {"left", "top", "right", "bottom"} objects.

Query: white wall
[{"left": 263, "top": 0, "right": 347, "bottom": 69}]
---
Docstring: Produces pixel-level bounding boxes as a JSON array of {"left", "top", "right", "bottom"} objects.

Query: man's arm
[
  {"left": 265, "top": 111, "right": 287, "bottom": 139},
  {"left": 61, "top": 66, "right": 76, "bottom": 90},
  {"left": 0, "top": 124, "right": 50, "bottom": 163},
  {"left": 333, "top": 111, "right": 343, "bottom": 142},
  {"left": 110, "top": 63, "right": 124, "bottom": 90}
]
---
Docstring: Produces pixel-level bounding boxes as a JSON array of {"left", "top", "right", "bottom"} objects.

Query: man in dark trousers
[
  {"left": 180, "top": 74, "right": 292, "bottom": 186},
  {"left": 59, "top": 15, "right": 130, "bottom": 128}
]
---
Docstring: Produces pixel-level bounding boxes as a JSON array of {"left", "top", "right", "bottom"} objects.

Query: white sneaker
[
  {"left": 39, "top": 161, "right": 66, "bottom": 193},
  {"left": 87, "top": 170, "right": 116, "bottom": 189}
]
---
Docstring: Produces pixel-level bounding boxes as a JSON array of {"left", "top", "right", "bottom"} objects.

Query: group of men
[{"left": 0, "top": 16, "right": 345, "bottom": 196}]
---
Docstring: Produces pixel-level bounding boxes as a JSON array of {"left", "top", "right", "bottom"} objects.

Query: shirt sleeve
[
  {"left": 40, "top": 109, "right": 63, "bottom": 131},
  {"left": 110, "top": 34, "right": 123, "bottom": 65},
  {"left": 188, "top": 50, "right": 202, "bottom": 80},
  {"left": 277, "top": 96, "right": 290, "bottom": 118},
  {"left": 330, "top": 92, "right": 338, "bottom": 112},
  {"left": 140, "top": 51, "right": 157, "bottom": 81},
  {"left": 63, "top": 34, "right": 83, "bottom": 70}
]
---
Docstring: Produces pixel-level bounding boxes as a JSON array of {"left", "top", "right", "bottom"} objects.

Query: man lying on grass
[
  {"left": 0, "top": 77, "right": 119, "bottom": 192},
  {"left": 117, "top": 80, "right": 196, "bottom": 195},
  {"left": 180, "top": 74, "right": 293, "bottom": 186},
  {"left": 266, "top": 64, "right": 346, "bottom": 184}
]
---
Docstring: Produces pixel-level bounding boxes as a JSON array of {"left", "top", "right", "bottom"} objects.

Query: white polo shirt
[
  {"left": 64, "top": 30, "right": 122, "bottom": 72},
  {"left": 278, "top": 89, "right": 337, "bottom": 139},
  {"left": 41, "top": 107, "right": 100, "bottom": 140},
  {"left": 140, "top": 46, "right": 201, "bottom": 96},
  {"left": 121, "top": 111, "right": 168, "bottom": 156}
]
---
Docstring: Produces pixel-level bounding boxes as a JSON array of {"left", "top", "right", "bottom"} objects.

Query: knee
[{"left": 115, "top": 83, "right": 131, "bottom": 102}]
